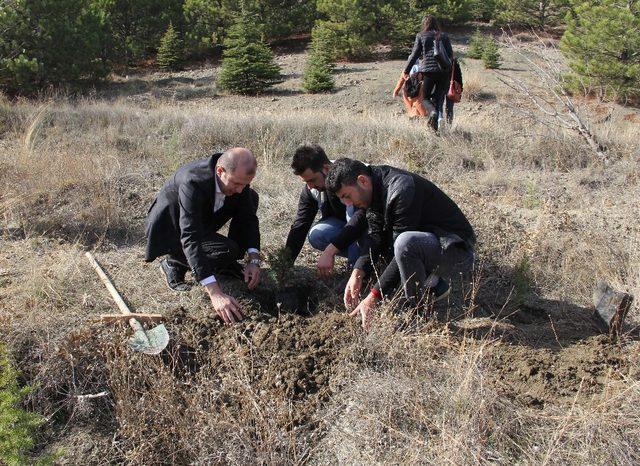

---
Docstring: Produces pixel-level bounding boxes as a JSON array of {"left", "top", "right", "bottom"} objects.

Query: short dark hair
[
  {"left": 326, "top": 158, "right": 370, "bottom": 194},
  {"left": 291, "top": 144, "right": 330, "bottom": 175}
]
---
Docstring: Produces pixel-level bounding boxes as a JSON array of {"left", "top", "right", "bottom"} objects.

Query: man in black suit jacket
[
  {"left": 285, "top": 144, "right": 367, "bottom": 277},
  {"left": 326, "top": 158, "right": 476, "bottom": 330},
  {"left": 145, "top": 148, "right": 261, "bottom": 324}
]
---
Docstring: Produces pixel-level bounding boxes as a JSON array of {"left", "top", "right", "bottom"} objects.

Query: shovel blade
[{"left": 127, "top": 324, "right": 170, "bottom": 355}]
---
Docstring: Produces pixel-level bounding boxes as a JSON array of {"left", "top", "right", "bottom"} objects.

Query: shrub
[
  {"left": 217, "top": 9, "right": 282, "bottom": 95},
  {"left": 383, "top": 3, "right": 421, "bottom": 59},
  {"left": 496, "top": 0, "right": 570, "bottom": 29},
  {"left": 0, "top": 345, "right": 43, "bottom": 465},
  {"left": 560, "top": 0, "right": 640, "bottom": 103},
  {"left": 0, "top": 0, "right": 109, "bottom": 93},
  {"left": 303, "top": 50, "right": 335, "bottom": 93},
  {"left": 466, "top": 28, "right": 485, "bottom": 59},
  {"left": 482, "top": 36, "right": 502, "bottom": 69},
  {"left": 315, "top": 0, "right": 381, "bottom": 60},
  {"left": 266, "top": 246, "right": 294, "bottom": 290},
  {"left": 157, "top": 23, "right": 184, "bottom": 71}
]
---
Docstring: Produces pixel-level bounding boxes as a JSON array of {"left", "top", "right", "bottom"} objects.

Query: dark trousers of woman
[{"left": 422, "top": 71, "right": 448, "bottom": 126}]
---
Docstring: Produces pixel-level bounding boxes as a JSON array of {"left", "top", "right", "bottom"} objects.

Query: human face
[
  {"left": 298, "top": 165, "right": 329, "bottom": 191},
  {"left": 217, "top": 165, "right": 255, "bottom": 195},
  {"left": 335, "top": 175, "right": 372, "bottom": 209}
]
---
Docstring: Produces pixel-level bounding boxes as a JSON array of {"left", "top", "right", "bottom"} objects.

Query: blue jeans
[{"left": 307, "top": 207, "right": 360, "bottom": 266}]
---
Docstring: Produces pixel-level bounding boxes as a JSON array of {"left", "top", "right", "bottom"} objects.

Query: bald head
[
  {"left": 215, "top": 147, "right": 257, "bottom": 196},
  {"left": 217, "top": 147, "right": 257, "bottom": 176}
]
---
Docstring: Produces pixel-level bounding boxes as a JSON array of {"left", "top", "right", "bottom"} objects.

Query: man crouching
[
  {"left": 145, "top": 148, "right": 261, "bottom": 324},
  {"left": 326, "top": 158, "right": 476, "bottom": 330}
]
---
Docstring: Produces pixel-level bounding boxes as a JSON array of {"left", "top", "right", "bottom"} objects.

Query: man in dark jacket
[
  {"left": 145, "top": 147, "right": 261, "bottom": 324},
  {"left": 285, "top": 144, "right": 367, "bottom": 277},
  {"left": 326, "top": 158, "right": 475, "bottom": 330}
]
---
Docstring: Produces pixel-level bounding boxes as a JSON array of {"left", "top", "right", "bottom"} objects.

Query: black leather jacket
[
  {"left": 355, "top": 165, "right": 475, "bottom": 296},
  {"left": 404, "top": 31, "right": 454, "bottom": 75}
]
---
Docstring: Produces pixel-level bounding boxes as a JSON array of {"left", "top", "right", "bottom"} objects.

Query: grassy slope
[{"left": 0, "top": 35, "right": 639, "bottom": 464}]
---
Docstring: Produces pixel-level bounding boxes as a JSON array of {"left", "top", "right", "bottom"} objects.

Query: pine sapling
[
  {"left": 482, "top": 36, "right": 502, "bottom": 69},
  {"left": 157, "top": 23, "right": 184, "bottom": 71}
]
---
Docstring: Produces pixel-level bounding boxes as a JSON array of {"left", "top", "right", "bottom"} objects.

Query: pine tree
[
  {"left": 560, "top": 0, "right": 640, "bottom": 102},
  {"left": 482, "top": 35, "right": 501, "bottom": 69},
  {"left": 157, "top": 23, "right": 184, "bottom": 70},
  {"left": 315, "top": 0, "right": 382, "bottom": 60},
  {"left": 217, "top": 8, "right": 282, "bottom": 95},
  {"left": 466, "top": 28, "right": 485, "bottom": 59},
  {"left": 302, "top": 34, "right": 335, "bottom": 93},
  {"left": 383, "top": 2, "right": 421, "bottom": 59},
  {"left": 496, "top": 0, "right": 569, "bottom": 29}
]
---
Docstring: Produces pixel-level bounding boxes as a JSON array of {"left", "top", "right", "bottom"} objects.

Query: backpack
[
  {"left": 403, "top": 74, "right": 421, "bottom": 98},
  {"left": 433, "top": 33, "right": 452, "bottom": 70}
]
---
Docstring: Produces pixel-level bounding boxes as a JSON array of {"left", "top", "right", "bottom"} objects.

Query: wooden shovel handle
[{"left": 85, "top": 252, "right": 132, "bottom": 316}]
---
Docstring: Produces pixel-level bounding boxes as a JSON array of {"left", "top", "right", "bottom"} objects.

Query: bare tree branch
[{"left": 498, "top": 31, "right": 610, "bottom": 164}]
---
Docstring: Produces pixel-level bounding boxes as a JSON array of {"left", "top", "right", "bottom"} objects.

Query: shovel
[{"left": 85, "top": 252, "right": 169, "bottom": 355}]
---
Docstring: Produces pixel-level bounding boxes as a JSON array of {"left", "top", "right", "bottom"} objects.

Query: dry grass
[{"left": 1, "top": 40, "right": 639, "bottom": 464}]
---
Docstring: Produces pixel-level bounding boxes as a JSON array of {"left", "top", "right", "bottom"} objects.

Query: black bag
[
  {"left": 403, "top": 74, "right": 421, "bottom": 98},
  {"left": 433, "top": 33, "right": 452, "bottom": 70}
]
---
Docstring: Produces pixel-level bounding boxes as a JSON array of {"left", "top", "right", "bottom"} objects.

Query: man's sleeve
[
  {"left": 403, "top": 34, "right": 422, "bottom": 75},
  {"left": 234, "top": 187, "right": 260, "bottom": 251},
  {"left": 178, "top": 181, "right": 214, "bottom": 282},
  {"left": 330, "top": 207, "right": 367, "bottom": 252},
  {"left": 353, "top": 209, "right": 383, "bottom": 274},
  {"left": 285, "top": 187, "right": 318, "bottom": 261}
]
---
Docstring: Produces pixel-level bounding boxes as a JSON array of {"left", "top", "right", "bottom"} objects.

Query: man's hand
[
  {"left": 317, "top": 244, "right": 338, "bottom": 278},
  {"left": 244, "top": 263, "right": 261, "bottom": 289},
  {"left": 204, "top": 282, "right": 244, "bottom": 324},
  {"left": 350, "top": 292, "right": 379, "bottom": 332},
  {"left": 344, "top": 268, "right": 365, "bottom": 310}
]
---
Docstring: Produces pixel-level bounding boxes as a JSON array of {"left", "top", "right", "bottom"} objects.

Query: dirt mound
[
  {"left": 165, "top": 301, "right": 360, "bottom": 425},
  {"left": 487, "top": 334, "right": 637, "bottom": 407}
]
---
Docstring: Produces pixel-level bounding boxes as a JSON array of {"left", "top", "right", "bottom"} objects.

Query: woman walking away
[{"left": 403, "top": 14, "right": 453, "bottom": 131}]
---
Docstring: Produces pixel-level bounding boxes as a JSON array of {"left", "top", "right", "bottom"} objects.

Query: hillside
[{"left": 1, "top": 33, "right": 639, "bottom": 464}]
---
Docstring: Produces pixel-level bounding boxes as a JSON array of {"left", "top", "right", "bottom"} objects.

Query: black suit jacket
[
  {"left": 356, "top": 165, "right": 475, "bottom": 295},
  {"left": 145, "top": 153, "right": 260, "bottom": 281},
  {"left": 285, "top": 185, "right": 367, "bottom": 261}
]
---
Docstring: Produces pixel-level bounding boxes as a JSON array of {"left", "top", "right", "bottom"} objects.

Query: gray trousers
[{"left": 394, "top": 231, "right": 474, "bottom": 304}]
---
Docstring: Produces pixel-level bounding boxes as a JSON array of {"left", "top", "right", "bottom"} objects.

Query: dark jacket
[
  {"left": 404, "top": 31, "right": 453, "bottom": 75},
  {"left": 285, "top": 186, "right": 367, "bottom": 261},
  {"left": 355, "top": 165, "right": 475, "bottom": 296},
  {"left": 145, "top": 153, "right": 260, "bottom": 281}
]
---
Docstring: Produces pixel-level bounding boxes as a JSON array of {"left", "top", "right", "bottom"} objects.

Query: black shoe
[
  {"left": 160, "top": 259, "right": 191, "bottom": 292},
  {"left": 428, "top": 113, "right": 438, "bottom": 131}
]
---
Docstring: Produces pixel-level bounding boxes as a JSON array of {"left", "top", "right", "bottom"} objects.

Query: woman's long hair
[{"left": 421, "top": 14, "right": 441, "bottom": 33}]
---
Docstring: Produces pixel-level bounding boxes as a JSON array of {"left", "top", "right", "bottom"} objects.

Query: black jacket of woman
[{"left": 403, "top": 31, "right": 453, "bottom": 75}]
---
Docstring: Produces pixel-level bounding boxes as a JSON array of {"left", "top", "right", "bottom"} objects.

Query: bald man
[{"left": 145, "top": 148, "right": 261, "bottom": 324}]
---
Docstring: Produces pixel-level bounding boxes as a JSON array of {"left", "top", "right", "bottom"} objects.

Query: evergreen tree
[
  {"left": 217, "top": 8, "right": 282, "bottom": 95},
  {"left": 182, "top": 0, "right": 238, "bottom": 54},
  {"left": 0, "top": 0, "right": 109, "bottom": 94},
  {"left": 383, "top": 2, "right": 422, "bottom": 59},
  {"left": 315, "top": 0, "right": 383, "bottom": 59},
  {"left": 482, "top": 36, "right": 501, "bottom": 69},
  {"left": 560, "top": 0, "right": 640, "bottom": 102},
  {"left": 302, "top": 29, "right": 335, "bottom": 93},
  {"left": 98, "top": 0, "right": 184, "bottom": 61},
  {"left": 157, "top": 23, "right": 184, "bottom": 70},
  {"left": 496, "top": 0, "right": 570, "bottom": 29},
  {"left": 466, "top": 28, "right": 485, "bottom": 59}
]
